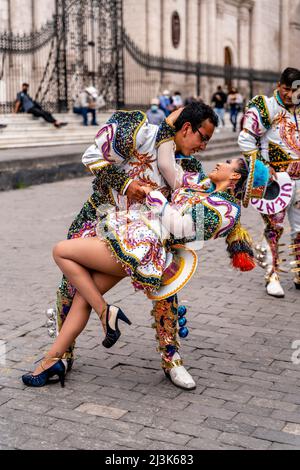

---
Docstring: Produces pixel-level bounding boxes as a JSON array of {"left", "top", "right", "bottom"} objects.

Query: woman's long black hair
[{"left": 234, "top": 158, "right": 249, "bottom": 201}]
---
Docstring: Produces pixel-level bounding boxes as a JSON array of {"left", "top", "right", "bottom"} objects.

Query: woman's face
[{"left": 209, "top": 158, "right": 242, "bottom": 185}]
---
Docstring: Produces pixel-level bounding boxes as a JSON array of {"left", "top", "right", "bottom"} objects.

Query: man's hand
[
  {"left": 269, "top": 166, "right": 278, "bottom": 181},
  {"left": 287, "top": 161, "right": 300, "bottom": 179},
  {"left": 125, "top": 181, "right": 147, "bottom": 203},
  {"left": 141, "top": 186, "right": 152, "bottom": 196}
]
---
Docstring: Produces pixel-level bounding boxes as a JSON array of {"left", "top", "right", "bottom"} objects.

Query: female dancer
[{"left": 22, "top": 156, "right": 269, "bottom": 387}]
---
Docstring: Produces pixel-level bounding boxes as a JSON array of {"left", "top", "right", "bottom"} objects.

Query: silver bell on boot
[{"left": 45, "top": 308, "right": 58, "bottom": 338}]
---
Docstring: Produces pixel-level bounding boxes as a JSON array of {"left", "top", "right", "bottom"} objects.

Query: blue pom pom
[
  {"left": 179, "top": 327, "right": 189, "bottom": 338},
  {"left": 178, "top": 317, "right": 187, "bottom": 327},
  {"left": 178, "top": 305, "right": 187, "bottom": 317},
  {"left": 253, "top": 160, "right": 270, "bottom": 188}
]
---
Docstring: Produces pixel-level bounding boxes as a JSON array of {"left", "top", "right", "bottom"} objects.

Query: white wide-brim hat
[
  {"left": 85, "top": 86, "right": 98, "bottom": 97},
  {"left": 251, "top": 171, "right": 294, "bottom": 215},
  {"left": 147, "top": 244, "right": 198, "bottom": 301}
]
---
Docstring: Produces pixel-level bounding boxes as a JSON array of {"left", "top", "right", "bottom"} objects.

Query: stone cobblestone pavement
[{"left": 1, "top": 168, "right": 300, "bottom": 450}]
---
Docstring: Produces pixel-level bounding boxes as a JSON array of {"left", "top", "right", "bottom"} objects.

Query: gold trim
[
  {"left": 243, "top": 150, "right": 257, "bottom": 208},
  {"left": 163, "top": 256, "right": 185, "bottom": 286},
  {"left": 88, "top": 196, "right": 98, "bottom": 211},
  {"left": 289, "top": 244, "right": 300, "bottom": 249},
  {"left": 163, "top": 359, "right": 183, "bottom": 370},
  {"left": 147, "top": 245, "right": 198, "bottom": 301}
]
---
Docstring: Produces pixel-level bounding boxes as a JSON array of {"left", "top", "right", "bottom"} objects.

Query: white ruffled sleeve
[
  {"left": 157, "top": 141, "right": 184, "bottom": 190},
  {"left": 145, "top": 190, "right": 195, "bottom": 239}
]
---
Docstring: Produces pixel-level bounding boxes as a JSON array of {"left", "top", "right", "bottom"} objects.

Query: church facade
[{"left": 0, "top": 0, "right": 299, "bottom": 109}]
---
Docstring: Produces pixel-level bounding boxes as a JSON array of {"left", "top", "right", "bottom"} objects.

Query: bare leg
[
  {"left": 53, "top": 238, "right": 126, "bottom": 321},
  {"left": 34, "top": 270, "right": 123, "bottom": 375}
]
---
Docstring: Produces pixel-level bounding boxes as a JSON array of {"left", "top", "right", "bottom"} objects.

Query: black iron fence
[
  {"left": 123, "top": 30, "right": 279, "bottom": 106},
  {"left": 0, "top": 0, "right": 124, "bottom": 113}
]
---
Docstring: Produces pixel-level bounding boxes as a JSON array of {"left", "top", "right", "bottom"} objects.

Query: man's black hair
[
  {"left": 22, "top": 82, "right": 29, "bottom": 87},
  {"left": 279, "top": 68, "right": 300, "bottom": 88},
  {"left": 174, "top": 101, "right": 218, "bottom": 132}
]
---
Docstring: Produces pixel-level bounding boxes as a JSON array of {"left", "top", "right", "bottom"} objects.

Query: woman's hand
[
  {"left": 141, "top": 186, "right": 152, "bottom": 196},
  {"left": 166, "top": 107, "right": 184, "bottom": 127}
]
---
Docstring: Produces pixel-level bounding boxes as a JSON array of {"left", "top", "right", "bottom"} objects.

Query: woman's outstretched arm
[{"left": 145, "top": 190, "right": 195, "bottom": 239}]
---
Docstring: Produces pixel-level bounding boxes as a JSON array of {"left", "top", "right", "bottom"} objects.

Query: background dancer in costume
[
  {"left": 22, "top": 157, "right": 269, "bottom": 390},
  {"left": 51, "top": 102, "right": 217, "bottom": 390},
  {"left": 238, "top": 67, "right": 300, "bottom": 297}
]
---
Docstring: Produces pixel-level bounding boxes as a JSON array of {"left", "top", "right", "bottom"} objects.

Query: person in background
[
  {"left": 172, "top": 91, "right": 183, "bottom": 109},
  {"left": 184, "top": 96, "right": 200, "bottom": 106},
  {"left": 227, "top": 87, "right": 243, "bottom": 132},
  {"left": 211, "top": 85, "right": 227, "bottom": 128},
  {"left": 14, "top": 83, "right": 67, "bottom": 128},
  {"left": 159, "top": 89, "right": 174, "bottom": 116},
  {"left": 146, "top": 98, "right": 166, "bottom": 125},
  {"left": 238, "top": 67, "right": 300, "bottom": 298},
  {"left": 73, "top": 86, "right": 99, "bottom": 126}
]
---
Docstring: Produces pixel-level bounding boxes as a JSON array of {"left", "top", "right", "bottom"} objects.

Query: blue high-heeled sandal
[
  {"left": 102, "top": 305, "right": 131, "bottom": 349},
  {"left": 22, "top": 357, "right": 66, "bottom": 388}
]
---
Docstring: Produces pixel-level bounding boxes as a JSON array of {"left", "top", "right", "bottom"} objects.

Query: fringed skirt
[{"left": 97, "top": 208, "right": 167, "bottom": 293}]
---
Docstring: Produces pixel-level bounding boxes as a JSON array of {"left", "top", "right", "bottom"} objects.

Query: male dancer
[
  {"left": 51, "top": 102, "right": 218, "bottom": 390},
  {"left": 239, "top": 67, "right": 300, "bottom": 297}
]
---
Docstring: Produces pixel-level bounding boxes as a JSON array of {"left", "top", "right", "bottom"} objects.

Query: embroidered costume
[
  {"left": 98, "top": 178, "right": 244, "bottom": 294},
  {"left": 52, "top": 111, "right": 205, "bottom": 372},
  {"left": 239, "top": 90, "right": 300, "bottom": 290}
]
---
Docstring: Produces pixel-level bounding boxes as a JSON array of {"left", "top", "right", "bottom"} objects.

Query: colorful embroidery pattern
[
  {"left": 268, "top": 141, "right": 291, "bottom": 171},
  {"left": 274, "top": 111, "right": 300, "bottom": 157},
  {"left": 151, "top": 295, "right": 180, "bottom": 364},
  {"left": 248, "top": 95, "right": 272, "bottom": 130},
  {"left": 107, "top": 110, "right": 146, "bottom": 159},
  {"left": 155, "top": 120, "right": 176, "bottom": 148}
]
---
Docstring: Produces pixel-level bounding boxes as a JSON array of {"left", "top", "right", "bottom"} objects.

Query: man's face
[
  {"left": 22, "top": 84, "right": 29, "bottom": 93},
  {"left": 278, "top": 83, "right": 299, "bottom": 107},
  {"left": 174, "top": 118, "right": 215, "bottom": 156}
]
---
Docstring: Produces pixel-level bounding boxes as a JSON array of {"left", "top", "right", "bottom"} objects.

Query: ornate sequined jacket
[
  {"left": 82, "top": 110, "right": 206, "bottom": 206},
  {"left": 145, "top": 176, "right": 242, "bottom": 249},
  {"left": 238, "top": 90, "right": 300, "bottom": 177}
]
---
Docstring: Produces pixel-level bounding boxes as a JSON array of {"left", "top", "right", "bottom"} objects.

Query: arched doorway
[{"left": 224, "top": 47, "right": 233, "bottom": 91}]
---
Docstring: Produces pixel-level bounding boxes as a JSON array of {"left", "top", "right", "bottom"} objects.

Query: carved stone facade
[{"left": 0, "top": 0, "right": 299, "bottom": 106}]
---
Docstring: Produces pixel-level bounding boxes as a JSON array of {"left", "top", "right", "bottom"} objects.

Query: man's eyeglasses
[{"left": 194, "top": 128, "right": 210, "bottom": 143}]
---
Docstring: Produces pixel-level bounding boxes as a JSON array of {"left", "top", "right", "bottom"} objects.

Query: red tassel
[{"left": 232, "top": 253, "right": 256, "bottom": 272}]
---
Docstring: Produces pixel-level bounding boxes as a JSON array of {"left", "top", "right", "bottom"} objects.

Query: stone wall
[{"left": 1, "top": 0, "right": 299, "bottom": 107}]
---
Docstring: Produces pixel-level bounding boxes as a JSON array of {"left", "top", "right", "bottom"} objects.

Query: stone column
[
  {"left": 207, "top": 0, "right": 217, "bottom": 65},
  {"left": 0, "top": 0, "right": 10, "bottom": 33},
  {"left": 199, "top": 0, "right": 209, "bottom": 101},
  {"left": 199, "top": 0, "right": 209, "bottom": 64},
  {"left": 238, "top": 2, "right": 251, "bottom": 70},
  {"left": 216, "top": 0, "right": 225, "bottom": 66},
  {"left": 280, "top": 0, "right": 290, "bottom": 69},
  {"left": 9, "top": 0, "right": 32, "bottom": 33}
]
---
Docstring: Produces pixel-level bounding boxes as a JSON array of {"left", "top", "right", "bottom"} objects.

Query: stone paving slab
[{"left": 0, "top": 164, "right": 300, "bottom": 450}]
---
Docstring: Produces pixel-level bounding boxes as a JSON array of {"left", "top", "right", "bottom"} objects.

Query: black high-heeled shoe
[
  {"left": 102, "top": 305, "right": 131, "bottom": 349},
  {"left": 22, "top": 357, "right": 66, "bottom": 388}
]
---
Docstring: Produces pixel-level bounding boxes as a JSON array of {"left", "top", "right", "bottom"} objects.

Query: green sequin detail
[
  {"left": 155, "top": 120, "right": 176, "bottom": 147},
  {"left": 268, "top": 141, "right": 291, "bottom": 171},
  {"left": 248, "top": 95, "right": 271, "bottom": 130},
  {"left": 107, "top": 110, "right": 146, "bottom": 159}
]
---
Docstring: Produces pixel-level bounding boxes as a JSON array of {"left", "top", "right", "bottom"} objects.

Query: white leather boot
[
  {"left": 163, "top": 353, "right": 196, "bottom": 390},
  {"left": 266, "top": 272, "right": 285, "bottom": 298}
]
